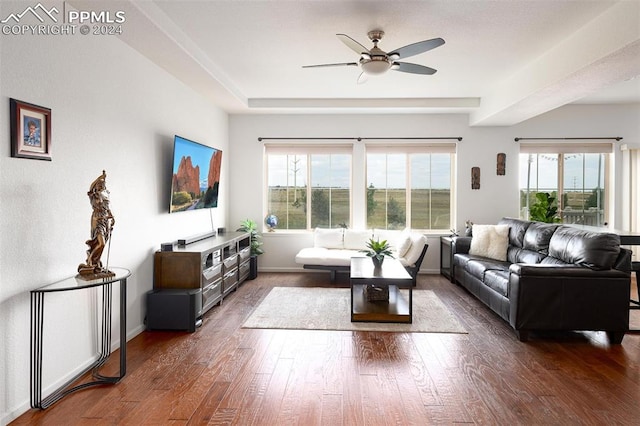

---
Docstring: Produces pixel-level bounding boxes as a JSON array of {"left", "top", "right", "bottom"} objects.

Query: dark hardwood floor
[{"left": 12, "top": 272, "right": 640, "bottom": 425}]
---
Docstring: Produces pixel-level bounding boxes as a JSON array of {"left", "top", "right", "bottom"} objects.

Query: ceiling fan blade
[
  {"left": 389, "top": 37, "right": 445, "bottom": 60},
  {"left": 357, "top": 72, "right": 369, "bottom": 84},
  {"left": 302, "top": 62, "right": 358, "bottom": 68},
  {"left": 393, "top": 62, "right": 437, "bottom": 75},
  {"left": 337, "top": 34, "right": 371, "bottom": 55}
]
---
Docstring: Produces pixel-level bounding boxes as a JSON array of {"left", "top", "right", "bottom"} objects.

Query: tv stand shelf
[{"left": 153, "top": 231, "right": 250, "bottom": 322}]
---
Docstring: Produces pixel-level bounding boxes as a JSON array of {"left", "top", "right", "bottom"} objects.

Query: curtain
[{"left": 622, "top": 147, "right": 639, "bottom": 260}]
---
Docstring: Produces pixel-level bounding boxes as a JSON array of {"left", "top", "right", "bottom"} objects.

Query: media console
[{"left": 151, "top": 231, "right": 251, "bottom": 329}]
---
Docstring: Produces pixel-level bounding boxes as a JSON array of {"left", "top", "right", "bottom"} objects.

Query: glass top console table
[{"left": 30, "top": 267, "right": 131, "bottom": 409}]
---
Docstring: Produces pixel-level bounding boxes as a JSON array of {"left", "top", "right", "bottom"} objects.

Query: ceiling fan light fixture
[
  {"left": 306, "top": 31, "right": 445, "bottom": 80},
  {"left": 361, "top": 59, "right": 391, "bottom": 75}
]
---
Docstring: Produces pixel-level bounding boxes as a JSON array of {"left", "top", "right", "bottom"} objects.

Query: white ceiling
[{"left": 76, "top": 0, "right": 640, "bottom": 125}]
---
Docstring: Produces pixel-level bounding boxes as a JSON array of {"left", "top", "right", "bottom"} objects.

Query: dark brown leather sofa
[{"left": 451, "top": 217, "right": 632, "bottom": 343}]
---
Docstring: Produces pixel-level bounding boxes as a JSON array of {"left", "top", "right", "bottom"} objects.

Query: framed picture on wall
[{"left": 10, "top": 98, "right": 52, "bottom": 161}]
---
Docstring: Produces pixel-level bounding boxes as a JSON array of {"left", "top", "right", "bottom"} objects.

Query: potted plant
[
  {"left": 237, "top": 219, "right": 263, "bottom": 279},
  {"left": 529, "top": 192, "right": 561, "bottom": 223},
  {"left": 361, "top": 238, "right": 394, "bottom": 268}
]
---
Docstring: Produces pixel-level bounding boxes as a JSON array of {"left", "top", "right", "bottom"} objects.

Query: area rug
[{"left": 242, "top": 287, "right": 467, "bottom": 333}]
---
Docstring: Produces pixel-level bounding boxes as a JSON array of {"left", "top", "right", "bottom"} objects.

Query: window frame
[
  {"left": 364, "top": 143, "right": 456, "bottom": 232},
  {"left": 264, "top": 144, "right": 353, "bottom": 231},
  {"left": 519, "top": 143, "right": 612, "bottom": 226}
]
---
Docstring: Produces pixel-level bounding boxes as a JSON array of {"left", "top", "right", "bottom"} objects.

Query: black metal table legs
[{"left": 30, "top": 275, "right": 128, "bottom": 409}]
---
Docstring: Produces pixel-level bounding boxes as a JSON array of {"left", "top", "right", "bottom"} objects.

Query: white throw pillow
[
  {"left": 394, "top": 228, "right": 413, "bottom": 258},
  {"left": 372, "top": 228, "right": 395, "bottom": 244},
  {"left": 404, "top": 233, "right": 427, "bottom": 266},
  {"left": 343, "top": 229, "right": 373, "bottom": 250},
  {"left": 313, "top": 228, "right": 344, "bottom": 249},
  {"left": 469, "top": 224, "right": 509, "bottom": 261}
]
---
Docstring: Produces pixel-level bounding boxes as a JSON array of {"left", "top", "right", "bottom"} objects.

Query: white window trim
[
  {"left": 264, "top": 144, "right": 353, "bottom": 231},
  {"left": 519, "top": 145, "right": 611, "bottom": 226}
]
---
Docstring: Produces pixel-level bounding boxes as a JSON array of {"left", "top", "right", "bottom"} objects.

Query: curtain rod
[
  {"left": 258, "top": 136, "right": 463, "bottom": 142},
  {"left": 514, "top": 137, "right": 623, "bottom": 142}
]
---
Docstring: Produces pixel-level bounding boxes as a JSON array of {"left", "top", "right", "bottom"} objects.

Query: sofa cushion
[
  {"left": 314, "top": 228, "right": 344, "bottom": 249},
  {"left": 548, "top": 227, "right": 620, "bottom": 270},
  {"left": 372, "top": 229, "right": 397, "bottom": 244},
  {"left": 514, "top": 249, "right": 546, "bottom": 264},
  {"left": 404, "top": 233, "right": 427, "bottom": 266},
  {"left": 343, "top": 229, "right": 372, "bottom": 250},
  {"left": 498, "top": 217, "right": 531, "bottom": 248},
  {"left": 295, "top": 247, "right": 363, "bottom": 267},
  {"left": 394, "top": 228, "right": 413, "bottom": 257},
  {"left": 469, "top": 224, "right": 509, "bottom": 261},
  {"left": 466, "top": 258, "right": 510, "bottom": 281},
  {"left": 484, "top": 270, "right": 509, "bottom": 297},
  {"left": 453, "top": 253, "right": 472, "bottom": 270},
  {"left": 523, "top": 222, "right": 559, "bottom": 253}
]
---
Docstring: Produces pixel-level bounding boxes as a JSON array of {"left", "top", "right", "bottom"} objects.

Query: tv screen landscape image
[{"left": 170, "top": 135, "right": 222, "bottom": 213}]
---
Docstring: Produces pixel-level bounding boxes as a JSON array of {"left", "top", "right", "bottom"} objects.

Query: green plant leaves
[
  {"left": 360, "top": 238, "right": 395, "bottom": 259},
  {"left": 529, "top": 192, "right": 560, "bottom": 223}
]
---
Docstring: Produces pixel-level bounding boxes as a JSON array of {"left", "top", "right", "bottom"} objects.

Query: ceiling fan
[{"left": 303, "top": 30, "right": 445, "bottom": 83}]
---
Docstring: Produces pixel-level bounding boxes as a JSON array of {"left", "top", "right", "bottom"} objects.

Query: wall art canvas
[
  {"left": 497, "top": 153, "right": 506, "bottom": 175},
  {"left": 471, "top": 167, "right": 480, "bottom": 189}
]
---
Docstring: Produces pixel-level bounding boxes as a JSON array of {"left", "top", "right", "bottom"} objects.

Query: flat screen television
[{"left": 170, "top": 135, "right": 222, "bottom": 213}]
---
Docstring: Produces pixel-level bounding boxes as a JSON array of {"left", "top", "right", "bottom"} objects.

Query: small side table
[
  {"left": 440, "top": 236, "right": 454, "bottom": 282},
  {"left": 30, "top": 267, "right": 131, "bottom": 409}
]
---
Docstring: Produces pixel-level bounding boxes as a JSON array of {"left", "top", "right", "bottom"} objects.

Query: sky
[
  {"left": 268, "top": 153, "right": 452, "bottom": 189},
  {"left": 269, "top": 153, "right": 604, "bottom": 191},
  {"left": 367, "top": 153, "right": 451, "bottom": 189},
  {"left": 518, "top": 153, "right": 605, "bottom": 191}
]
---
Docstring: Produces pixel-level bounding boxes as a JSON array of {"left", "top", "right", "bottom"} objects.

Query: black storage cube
[{"left": 146, "top": 289, "right": 202, "bottom": 332}]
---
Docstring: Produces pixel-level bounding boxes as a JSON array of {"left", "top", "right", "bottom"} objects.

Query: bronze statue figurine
[{"left": 77, "top": 170, "right": 116, "bottom": 279}]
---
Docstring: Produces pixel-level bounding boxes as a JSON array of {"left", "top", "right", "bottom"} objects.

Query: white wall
[
  {"left": 229, "top": 105, "right": 639, "bottom": 274},
  {"left": 1, "top": 11, "right": 638, "bottom": 425},
  {"left": 0, "top": 27, "right": 228, "bottom": 424}
]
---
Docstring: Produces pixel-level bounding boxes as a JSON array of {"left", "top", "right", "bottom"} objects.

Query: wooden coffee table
[{"left": 350, "top": 257, "right": 413, "bottom": 323}]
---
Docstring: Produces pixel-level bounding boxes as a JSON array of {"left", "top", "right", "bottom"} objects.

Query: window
[
  {"left": 366, "top": 145, "right": 454, "bottom": 231},
  {"left": 519, "top": 143, "right": 611, "bottom": 226},
  {"left": 265, "top": 145, "right": 351, "bottom": 230}
]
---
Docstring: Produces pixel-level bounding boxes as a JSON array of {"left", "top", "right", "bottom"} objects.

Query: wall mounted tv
[{"left": 170, "top": 135, "right": 222, "bottom": 213}]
